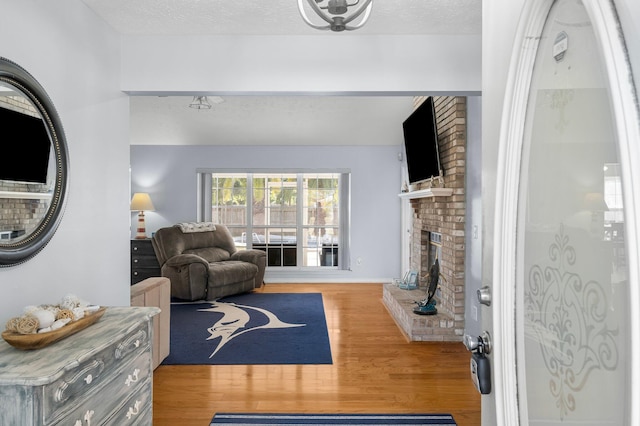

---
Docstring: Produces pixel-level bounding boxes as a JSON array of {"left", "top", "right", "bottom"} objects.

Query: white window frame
[{"left": 197, "top": 169, "right": 351, "bottom": 271}]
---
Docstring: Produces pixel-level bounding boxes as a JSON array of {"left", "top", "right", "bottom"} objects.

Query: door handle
[
  {"left": 463, "top": 331, "right": 492, "bottom": 355},
  {"left": 464, "top": 331, "right": 493, "bottom": 395}
]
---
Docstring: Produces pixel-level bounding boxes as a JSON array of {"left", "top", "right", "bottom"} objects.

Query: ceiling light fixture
[
  {"left": 189, "top": 96, "right": 225, "bottom": 110},
  {"left": 189, "top": 96, "right": 213, "bottom": 110},
  {"left": 297, "top": 0, "right": 373, "bottom": 32}
]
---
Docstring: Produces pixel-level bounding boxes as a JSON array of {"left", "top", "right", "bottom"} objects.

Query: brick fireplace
[
  {"left": 383, "top": 96, "right": 466, "bottom": 341},
  {"left": 0, "top": 96, "right": 49, "bottom": 238}
]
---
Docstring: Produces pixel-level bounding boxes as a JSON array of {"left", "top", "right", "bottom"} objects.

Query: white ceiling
[
  {"left": 131, "top": 95, "right": 415, "bottom": 146},
  {"left": 81, "top": 0, "right": 481, "bottom": 36},
  {"left": 81, "top": 0, "right": 482, "bottom": 146}
]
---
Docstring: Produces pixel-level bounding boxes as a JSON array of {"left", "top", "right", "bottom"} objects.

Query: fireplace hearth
[{"left": 382, "top": 284, "right": 460, "bottom": 341}]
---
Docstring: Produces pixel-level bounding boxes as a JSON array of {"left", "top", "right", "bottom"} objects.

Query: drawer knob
[
  {"left": 115, "top": 330, "right": 147, "bottom": 359},
  {"left": 74, "top": 409, "right": 94, "bottom": 426},
  {"left": 125, "top": 368, "right": 140, "bottom": 387},
  {"left": 126, "top": 400, "right": 142, "bottom": 420},
  {"left": 84, "top": 374, "right": 93, "bottom": 384}
]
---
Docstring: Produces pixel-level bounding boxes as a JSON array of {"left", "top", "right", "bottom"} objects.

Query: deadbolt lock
[{"left": 477, "top": 286, "right": 491, "bottom": 306}]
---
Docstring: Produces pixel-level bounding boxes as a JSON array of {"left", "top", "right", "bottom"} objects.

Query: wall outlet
[{"left": 356, "top": 257, "right": 363, "bottom": 266}]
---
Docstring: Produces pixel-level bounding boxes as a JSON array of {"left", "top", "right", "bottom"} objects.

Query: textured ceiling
[
  {"left": 80, "top": 0, "right": 481, "bottom": 146},
  {"left": 81, "top": 0, "right": 482, "bottom": 36},
  {"left": 131, "top": 96, "right": 415, "bottom": 146}
]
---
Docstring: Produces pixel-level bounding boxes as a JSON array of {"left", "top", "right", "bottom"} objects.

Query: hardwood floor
[{"left": 152, "top": 283, "right": 481, "bottom": 426}]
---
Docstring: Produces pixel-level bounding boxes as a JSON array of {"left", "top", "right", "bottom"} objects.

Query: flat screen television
[
  {"left": 0, "top": 106, "right": 51, "bottom": 184},
  {"left": 402, "top": 96, "right": 442, "bottom": 184}
]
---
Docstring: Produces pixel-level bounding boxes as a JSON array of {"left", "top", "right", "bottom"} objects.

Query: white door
[{"left": 491, "top": 0, "right": 640, "bottom": 425}]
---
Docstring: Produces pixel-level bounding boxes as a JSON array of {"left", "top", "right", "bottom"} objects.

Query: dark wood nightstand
[{"left": 131, "top": 239, "right": 161, "bottom": 285}]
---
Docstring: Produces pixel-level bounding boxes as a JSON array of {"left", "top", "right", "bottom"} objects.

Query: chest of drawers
[
  {"left": 0, "top": 306, "right": 159, "bottom": 426},
  {"left": 131, "top": 239, "right": 161, "bottom": 285}
]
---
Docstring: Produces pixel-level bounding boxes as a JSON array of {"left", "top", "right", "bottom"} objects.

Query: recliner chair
[{"left": 151, "top": 223, "right": 266, "bottom": 301}]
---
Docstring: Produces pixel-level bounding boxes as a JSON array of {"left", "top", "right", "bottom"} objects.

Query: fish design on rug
[{"left": 198, "top": 301, "right": 306, "bottom": 358}]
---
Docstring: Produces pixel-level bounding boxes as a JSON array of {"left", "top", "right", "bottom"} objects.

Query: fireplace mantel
[{"left": 397, "top": 188, "right": 453, "bottom": 199}]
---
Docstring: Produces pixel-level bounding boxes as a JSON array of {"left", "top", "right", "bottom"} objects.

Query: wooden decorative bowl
[{"left": 1, "top": 307, "right": 107, "bottom": 350}]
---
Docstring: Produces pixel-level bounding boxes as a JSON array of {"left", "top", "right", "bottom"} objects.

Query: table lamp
[{"left": 130, "top": 193, "right": 155, "bottom": 239}]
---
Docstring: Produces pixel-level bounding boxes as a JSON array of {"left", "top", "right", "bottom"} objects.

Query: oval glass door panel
[{"left": 516, "top": 1, "right": 630, "bottom": 424}]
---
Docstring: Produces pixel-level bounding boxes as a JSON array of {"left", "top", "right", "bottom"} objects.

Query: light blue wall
[
  {"left": 0, "top": 0, "right": 130, "bottom": 326},
  {"left": 131, "top": 144, "right": 404, "bottom": 281},
  {"left": 0, "top": 0, "right": 486, "bottom": 334},
  {"left": 121, "top": 10, "right": 482, "bottom": 285}
]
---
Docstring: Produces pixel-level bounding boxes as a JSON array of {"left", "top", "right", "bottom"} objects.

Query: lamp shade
[
  {"left": 130, "top": 193, "right": 155, "bottom": 211},
  {"left": 583, "top": 192, "right": 608, "bottom": 211}
]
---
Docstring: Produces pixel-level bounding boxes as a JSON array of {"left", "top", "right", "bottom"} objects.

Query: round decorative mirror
[{"left": 0, "top": 57, "right": 69, "bottom": 267}]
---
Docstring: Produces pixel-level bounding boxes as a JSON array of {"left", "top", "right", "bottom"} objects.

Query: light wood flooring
[{"left": 152, "top": 283, "right": 481, "bottom": 426}]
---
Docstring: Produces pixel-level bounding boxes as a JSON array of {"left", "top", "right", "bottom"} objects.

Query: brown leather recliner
[{"left": 151, "top": 223, "right": 266, "bottom": 301}]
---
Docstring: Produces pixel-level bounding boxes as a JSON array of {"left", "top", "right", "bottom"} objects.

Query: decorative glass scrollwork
[{"left": 526, "top": 225, "right": 619, "bottom": 418}]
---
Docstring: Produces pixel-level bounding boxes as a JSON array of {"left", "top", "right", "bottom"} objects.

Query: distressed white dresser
[{"left": 0, "top": 306, "right": 159, "bottom": 425}]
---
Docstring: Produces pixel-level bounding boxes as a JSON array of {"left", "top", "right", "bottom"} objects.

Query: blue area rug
[
  {"left": 162, "top": 293, "right": 332, "bottom": 365},
  {"left": 210, "top": 413, "right": 457, "bottom": 425}
]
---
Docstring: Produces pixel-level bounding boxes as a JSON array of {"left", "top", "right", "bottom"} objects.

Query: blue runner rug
[
  {"left": 162, "top": 293, "right": 333, "bottom": 365},
  {"left": 210, "top": 413, "right": 457, "bottom": 425}
]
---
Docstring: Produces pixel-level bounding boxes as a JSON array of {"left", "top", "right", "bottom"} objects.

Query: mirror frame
[{"left": 0, "top": 57, "right": 69, "bottom": 267}]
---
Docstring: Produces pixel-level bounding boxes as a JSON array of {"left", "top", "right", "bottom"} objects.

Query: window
[
  {"left": 197, "top": 171, "right": 350, "bottom": 270},
  {"left": 604, "top": 163, "right": 623, "bottom": 224},
  {"left": 603, "top": 163, "right": 624, "bottom": 243}
]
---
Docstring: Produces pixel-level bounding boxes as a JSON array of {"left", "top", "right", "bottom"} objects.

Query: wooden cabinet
[
  {"left": 0, "top": 306, "right": 159, "bottom": 425},
  {"left": 131, "top": 277, "right": 171, "bottom": 369},
  {"left": 131, "top": 239, "right": 161, "bottom": 285}
]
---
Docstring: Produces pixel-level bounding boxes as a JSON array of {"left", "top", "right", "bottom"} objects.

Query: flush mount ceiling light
[
  {"left": 188, "top": 96, "right": 224, "bottom": 110},
  {"left": 297, "top": 0, "right": 373, "bottom": 32},
  {"left": 189, "top": 96, "right": 212, "bottom": 110}
]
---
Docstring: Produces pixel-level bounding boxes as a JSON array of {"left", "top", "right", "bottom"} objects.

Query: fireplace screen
[{"left": 426, "top": 231, "right": 442, "bottom": 284}]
